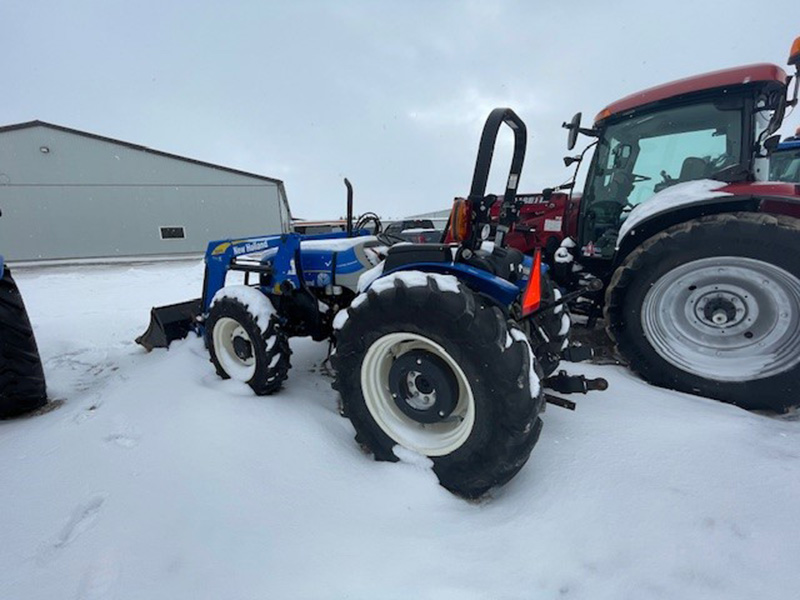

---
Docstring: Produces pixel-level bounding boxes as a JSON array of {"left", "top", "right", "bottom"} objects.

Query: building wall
[{"left": 0, "top": 125, "right": 290, "bottom": 261}]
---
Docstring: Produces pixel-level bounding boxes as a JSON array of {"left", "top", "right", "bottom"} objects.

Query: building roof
[
  {"left": 595, "top": 63, "right": 788, "bottom": 123},
  {"left": 0, "top": 120, "right": 283, "bottom": 185}
]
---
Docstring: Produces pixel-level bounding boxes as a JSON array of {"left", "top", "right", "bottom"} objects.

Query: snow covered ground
[{"left": 2, "top": 261, "right": 799, "bottom": 600}]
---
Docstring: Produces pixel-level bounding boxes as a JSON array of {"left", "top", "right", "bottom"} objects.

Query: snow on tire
[
  {"left": 206, "top": 286, "right": 292, "bottom": 396},
  {"left": 331, "top": 271, "right": 545, "bottom": 499},
  {"left": 0, "top": 266, "right": 47, "bottom": 418}
]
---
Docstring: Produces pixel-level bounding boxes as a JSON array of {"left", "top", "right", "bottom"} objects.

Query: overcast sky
[{"left": 3, "top": 1, "right": 798, "bottom": 219}]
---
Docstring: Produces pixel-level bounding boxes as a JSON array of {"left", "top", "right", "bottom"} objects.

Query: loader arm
[{"left": 137, "top": 230, "right": 357, "bottom": 351}]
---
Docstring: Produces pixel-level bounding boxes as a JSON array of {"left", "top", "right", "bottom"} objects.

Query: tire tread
[
  {"left": 332, "top": 274, "right": 545, "bottom": 498},
  {"left": 605, "top": 212, "right": 800, "bottom": 410},
  {"left": 0, "top": 267, "right": 47, "bottom": 418}
]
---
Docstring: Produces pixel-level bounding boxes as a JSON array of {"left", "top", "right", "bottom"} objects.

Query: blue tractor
[
  {"left": 770, "top": 133, "right": 800, "bottom": 182},
  {"left": 138, "top": 109, "right": 603, "bottom": 497},
  {"left": 0, "top": 251, "right": 48, "bottom": 418}
]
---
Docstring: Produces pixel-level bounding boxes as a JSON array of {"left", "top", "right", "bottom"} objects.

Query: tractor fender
[
  {"left": 612, "top": 179, "right": 800, "bottom": 265},
  {"left": 616, "top": 179, "right": 733, "bottom": 252},
  {"left": 376, "top": 262, "right": 521, "bottom": 307},
  {"left": 616, "top": 180, "right": 800, "bottom": 263}
]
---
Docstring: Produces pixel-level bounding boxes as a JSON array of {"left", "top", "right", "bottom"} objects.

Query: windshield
[
  {"left": 770, "top": 147, "right": 800, "bottom": 182},
  {"left": 580, "top": 101, "right": 744, "bottom": 257}
]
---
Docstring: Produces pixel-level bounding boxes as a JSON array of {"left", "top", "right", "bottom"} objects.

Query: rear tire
[
  {"left": 0, "top": 267, "right": 47, "bottom": 418},
  {"left": 332, "top": 272, "right": 545, "bottom": 498},
  {"left": 528, "top": 273, "right": 570, "bottom": 376},
  {"left": 606, "top": 213, "right": 800, "bottom": 411},
  {"left": 206, "top": 287, "right": 292, "bottom": 396}
]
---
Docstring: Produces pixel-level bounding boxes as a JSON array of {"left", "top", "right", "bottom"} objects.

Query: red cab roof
[{"left": 595, "top": 63, "right": 787, "bottom": 123}]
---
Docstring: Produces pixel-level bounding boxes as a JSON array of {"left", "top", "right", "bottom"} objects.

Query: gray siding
[{"left": 0, "top": 125, "right": 290, "bottom": 261}]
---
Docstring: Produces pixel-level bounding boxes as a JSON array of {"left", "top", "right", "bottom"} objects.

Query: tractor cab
[{"left": 564, "top": 57, "right": 797, "bottom": 269}]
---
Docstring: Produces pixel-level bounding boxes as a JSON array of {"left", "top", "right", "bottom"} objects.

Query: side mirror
[
  {"left": 563, "top": 112, "right": 582, "bottom": 150},
  {"left": 763, "top": 134, "right": 781, "bottom": 154},
  {"left": 563, "top": 155, "right": 582, "bottom": 167}
]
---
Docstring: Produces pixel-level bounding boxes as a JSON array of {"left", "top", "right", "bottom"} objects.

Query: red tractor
[
  {"left": 488, "top": 191, "right": 577, "bottom": 258},
  {"left": 489, "top": 37, "right": 800, "bottom": 412}
]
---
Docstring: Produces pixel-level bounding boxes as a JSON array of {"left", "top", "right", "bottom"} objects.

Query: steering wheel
[
  {"left": 708, "top": 154, "right": 736, "bottom": 175},
  {"left": 589, "top": 200, "right": 632, "bottom": 214}
]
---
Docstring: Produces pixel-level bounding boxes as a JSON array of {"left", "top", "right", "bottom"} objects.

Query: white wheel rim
[
  {"left": 212, "top": 317, "right": 256, "bottom": 382},
  {"left": 642, "top": 256, "right": 800, "bottom": 381},
  {"left": 360, "top": 332, "right": 475, "bottom": 457}
]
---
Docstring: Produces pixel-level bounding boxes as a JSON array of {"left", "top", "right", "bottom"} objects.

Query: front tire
[
  {"left": 0, "top": 267, "right": 47, "bottom": 418},
  {"left": 206, "top": 286, "right": 292, "bottom": 396},
  {"left": 332, "top": 272, "right": 545, "bottom": 498},
  {"left": 606, "top": 213, "right": 800, "bottom": 411}
]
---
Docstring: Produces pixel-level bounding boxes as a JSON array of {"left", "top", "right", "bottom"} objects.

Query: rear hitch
[{"left": 544, "top": 369, "right": 608, "bottom": 394}]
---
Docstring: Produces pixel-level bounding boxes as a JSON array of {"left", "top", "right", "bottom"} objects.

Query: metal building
[{"left": 0, "top": 121, "right": 292, "bottom": 262}]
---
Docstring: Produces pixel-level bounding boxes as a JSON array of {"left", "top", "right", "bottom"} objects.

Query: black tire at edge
[{"left": 0, "top": 266, "right": 47, "bottom": 418}]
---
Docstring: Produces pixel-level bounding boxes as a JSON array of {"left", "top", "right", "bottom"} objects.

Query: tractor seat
[
  {"left": 679, "top": 157, "right": 707, "bottom": 181},
  {"left": 463, "top": 246, "right": 524, "bottom": 282},
  {"left": 382, "top": 243, "right": 523, "bottom": 283}
]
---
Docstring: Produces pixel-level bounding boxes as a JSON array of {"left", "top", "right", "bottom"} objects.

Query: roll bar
[{"left": 467, "top": 107, "right": 527, "bottom": 248}]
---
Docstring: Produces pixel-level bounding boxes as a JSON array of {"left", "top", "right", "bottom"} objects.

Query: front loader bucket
[{"left": 135, "top": 299, "right": 202, "bottom": 351}]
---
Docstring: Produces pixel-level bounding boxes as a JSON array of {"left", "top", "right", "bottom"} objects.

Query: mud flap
[{"left": 135, "top": 299, "right": 202, "bottom": 351}]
